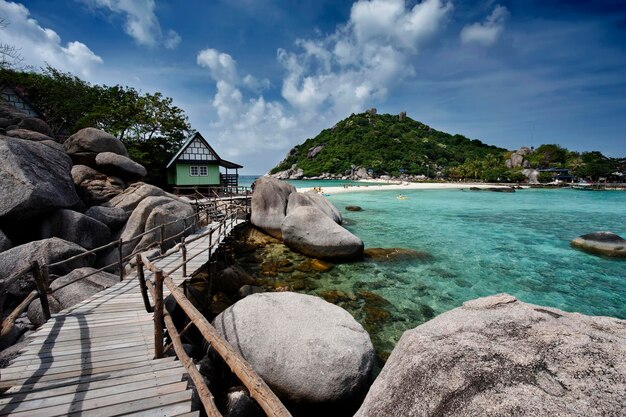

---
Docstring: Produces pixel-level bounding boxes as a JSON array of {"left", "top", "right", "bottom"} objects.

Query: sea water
[
  {"left": 313, "top": 188, "right": 626, "bottom": 354},
  {"left": 237, "top": 175, "right": 384, "bottom": 189}
]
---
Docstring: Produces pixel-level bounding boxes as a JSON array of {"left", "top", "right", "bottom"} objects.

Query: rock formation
[
  {"left": 213, "top": 292, "right": 375, "bottom": 405},
  {"left": 39, "top": 209, "right": 111, "bottom": 250},
  {"left": 63, "top": 127, "right": 128, "bottom": 166},
  {"left": 27, "top": 267, "right": 119, "bottom": 325},
  {"left": 355, "top": 293, "right": 626, "bottom": 417},
  {"left": 250, "top": 177, "right": 296, "bottom": 239},
  {"left": 0, "top": 137, "right": 80, "bottom": 220},
  {"left": 281, "top": 206, "right": 363, "bottom": 260},
  {"left": 0, "top": 238, "right": 94, "bottom": 300},
  {"left": 571, "top": 231, "right": 626, "bottom": 258},
  {"left": 286, "top": 191, "right": 342, "bottom": 224}
]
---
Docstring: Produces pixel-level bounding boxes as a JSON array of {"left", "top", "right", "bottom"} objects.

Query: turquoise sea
[
  {"left": 240, "top": 177, "right": 626, "bottom": 356},
  {"left": 323, "top": 188, "right": 625, "bottom": 354}
]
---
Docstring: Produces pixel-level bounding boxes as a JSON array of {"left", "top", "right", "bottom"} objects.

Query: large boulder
[
  {"left": 0, "top": 229, "right": 12, "bottom": 253},
  {"left": 355, "top": 293, "right": 626, "bottom": 417},
  {"left": 17, "top": 117, "right": 53, "bottom": 136},
  {"left": 213, "top": 292, "right": 375, "bottom": 404},
  {"left": 63, "top": 127, "right": 128, "bottom": 166},
  {"left": 287, "top": 192, "right": 342, "bottom": 224},
  {"left": 71, "top": 165, "right": 125, "bottom": 205},
  {"left": 281, "top": 206, "right": 363, "bottom": 260},
  {"left": 98, "top": 196, "right": 180, "bottom": 269},
  {"left": 39, "top": 209, "right": 111, "bottom": 250},
  {"left": 95, "top": 152, "right": 147, "bottom": 180},
  {"left": 5, "top": 128, "right": 53, "bottom": 142},
  {"left": 0, "top": 238, "right": 94, "bottom": 300},
  {"left": 103, "top": 182, "right": 171, "bottom": 213},
  {"left": 0, "top": 137, "right": 79, "bottom": 220},
  {"left": 84, "top": 206, "right": 129, "bottom": 231},
  {"left": 571, "top": 231, "right": 626, "bottom": 258},
  {"left": 28, "top": 267, "right": 119, "bottom": 325},
  {"left": 250, "top": 177, "right": 296, "bottom": 239},
  {"left": 134, "top": 199, "right": 195, "bottom": 252}
]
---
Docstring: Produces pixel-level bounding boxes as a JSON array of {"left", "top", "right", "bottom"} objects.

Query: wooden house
[
  {"left": 166, "top": 132, "right": 242, "bottom": 187},
  {"left": 0, "top": 84, "right": 45, "bottom": 118}
]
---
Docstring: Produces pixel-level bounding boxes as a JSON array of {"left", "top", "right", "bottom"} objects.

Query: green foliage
[
  {"left": 271, "top": 112, "right": 506, "bottom": 177},
  {"left": 537, "top": 172, "right": 555, "bottom": 183},
  {"left": 572, "top": 151, "right": 615, "bottom": 179},
  {"left": 527, "top": 144, "right": 568, "bottom": 168},
  {"left": 0, "top": 66, "right": 191, "bottom": 187}
]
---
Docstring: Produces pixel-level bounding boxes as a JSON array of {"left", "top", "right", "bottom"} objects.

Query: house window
[{"left": 189, "top": 166, "right": 208, "bottom": 176}]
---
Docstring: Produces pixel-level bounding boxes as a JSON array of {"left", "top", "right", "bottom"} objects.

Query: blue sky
[{"left": 2, "top": 0, "right": 625, "bottom": 174}]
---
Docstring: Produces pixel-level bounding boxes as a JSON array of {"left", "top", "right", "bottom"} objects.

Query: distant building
[
  {"left": 166, "top": 132, "right": 242, "bottom": 188},
  {"left": 0, "top": 84, "right": 45, "bottom": 118}
]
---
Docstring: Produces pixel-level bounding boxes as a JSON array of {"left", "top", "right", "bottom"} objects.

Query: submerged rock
[
  {"left": 281, "top": 206, "right": 364, "bottom": 260},
  {"left": 571, "top": 231, "right": 626, "bottom": 258},
  {"left": 364, "top": 248, "right": 433, "bottom": 262},
  {"left": 250, "top": 177, "right": 296, "bottom": 239},
  {"left": 346, "top": 206, "right": 363, "bottom": 212},
  {"left": 355, "top": 293, "right": 626, "bottom": 417},
  {"left": 213, "top": 292, "right": 375, "bottom": 405}
]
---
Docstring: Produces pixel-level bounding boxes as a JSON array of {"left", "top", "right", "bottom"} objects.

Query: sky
[{"left": 1, "top": 0, "right": 625, "bottom": 174}]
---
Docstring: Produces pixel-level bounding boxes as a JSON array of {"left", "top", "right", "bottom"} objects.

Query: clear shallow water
[{"left": 311, "top": 188, "right": 626, "bottom": 354}]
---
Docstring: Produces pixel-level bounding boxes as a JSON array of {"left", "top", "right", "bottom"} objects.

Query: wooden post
[
  {"left": 163, "top": 312, "right": 223, "bottom": 417},
  {"left": 181, "top": 237, "right": 187, "bottom": 278},
  {"left": 32, "top": 261, "right": 51, "bottom": 322},
  {"left": 117, "top": 239, "right": 124, "bottom": 281},
  {"left": 159, "top": 224, "right": 166, "bottom": 254},
  {"left": 153, "top": 269, "right": 165, "bottom": 359},
  {"left": 162, "top": 276, "right": 292, "bottom": 417},
  {"left": 136, "top": 255, "right": 153, "bottom": 313}
]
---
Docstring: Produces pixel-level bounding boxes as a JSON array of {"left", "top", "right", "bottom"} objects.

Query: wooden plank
[
  {"left": 8, "top": 344, "right": 154, "bottom": 366},
  {"left": 1, "top": 362, "right": 184, "bottom": 395},
  {"left": 2, "top": 353, "right": 155, "bottom": 377},
  {"left": 0, "top": 357, "right": 176, "bottom": 388},
  {"left": 4, "top": 382, "right": 190, "bottom": 417},
  {"left": 0, "top": 370, "right": 183, "bottom": 405},
  {"left": 0, "top": 378, "right": 187, "bottom": 414}
]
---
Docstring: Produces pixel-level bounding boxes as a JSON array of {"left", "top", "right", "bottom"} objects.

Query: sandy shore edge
[{"left": 297, "top": 181, "right": 519, "bottom": 194}]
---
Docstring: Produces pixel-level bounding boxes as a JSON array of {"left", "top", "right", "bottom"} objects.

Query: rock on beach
[{"left": 355, "top": 293, "right": 626, "bottom": 417}]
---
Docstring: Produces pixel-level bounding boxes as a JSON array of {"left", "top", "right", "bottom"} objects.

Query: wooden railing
[
  {"left": 173, "top": 185, "right": 251, "bottom": 199},
  {"left": 0, "top": 201, "right": 226, "bottom": 338},
  {"left": 137, "top": 209, "right": 291, "bottom": 417}
]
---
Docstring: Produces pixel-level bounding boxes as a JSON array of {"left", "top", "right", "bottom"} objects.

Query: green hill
[{"left": 271, "top": 112, "right": 506, "bottom": 177}]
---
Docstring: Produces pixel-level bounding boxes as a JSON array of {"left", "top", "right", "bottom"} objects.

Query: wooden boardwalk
[{"left": 0, "top": 220, "right": 243, "bottom": 416}]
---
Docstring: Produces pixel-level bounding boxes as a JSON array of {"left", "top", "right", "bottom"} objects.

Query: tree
[
  {"left": 0, "top": 18, "right": 25, "bottom": 70},
  {"left": 1, "top": 66, "right": 192, "bottom": 187}
]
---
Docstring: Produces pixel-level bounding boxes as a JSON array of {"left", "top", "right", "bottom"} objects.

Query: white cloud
[
  {"left": 278, "top": 0, "right": 453, "bottom": 115},
  {"left": 82, "top": 0, "right": 181, "bottom": 49},
  {"left": 164, "top": 29, "right": 181, "bottom": 50},
  {"left": 197, "top": 48, "right": 239, "bottom": 83},
  {"left": 461, "top": 4, "right": 509, "bottom": 46},
  {"left": 195, "top": 0, "right": 454, "bottom": 171},
  {"left": 196, "top": 48, "right": 295, "bottom": 162},
  {"left": 0, "top": 0, "right": 103, "bottom": 77}
]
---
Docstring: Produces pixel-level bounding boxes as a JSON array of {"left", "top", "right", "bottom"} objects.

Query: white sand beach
[{"left": 297, "top": 181, "right": 517, "bottom": 194}]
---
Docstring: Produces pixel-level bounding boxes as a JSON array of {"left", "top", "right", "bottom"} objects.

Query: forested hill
[{"left": 271, "top": 112, "right": 506, "bottom": 177}]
